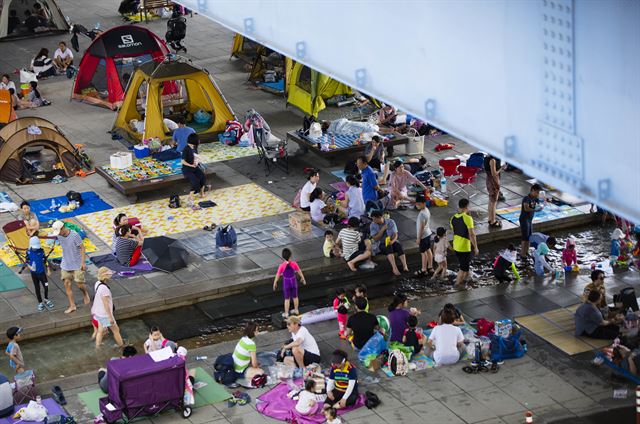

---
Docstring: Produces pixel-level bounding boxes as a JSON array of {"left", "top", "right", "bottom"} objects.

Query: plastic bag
[
  {"left": 194, "top": 109, "right": 212, "bottom": 124},
  {"left": 358, "top": 332, "right": 387, "bottom": 364},
  {"left": 20, "top": 69, "right": 38, "bottom": 83},
  {"left": 20, "top": 400, "right": 47, "bottom": 421}
]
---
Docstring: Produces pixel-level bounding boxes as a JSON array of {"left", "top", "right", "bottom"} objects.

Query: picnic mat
[
  {"left": 516, "top": 306, "right": 611, "bottom": 355},
  {"left": 78, "top": 183, "right": 294, "bottom": 245},
  {"left": 256, "top": 380, "right": 365, "bottom": 423},
  {"left": 100, "top": 158, "right": 182, "bottom": 183},
  {"left": 497, "top": 204, "right": 584, "bottom": 225},
  {"left": 0, "top": 192, "right": 14, "bottom": 212},
  {"left": 28, "top": 191, "right": 112, "bottom": 221},
  {"left": 0, "top": 263, "right": 26, "bottom": 292},
  {"left": 0, "top": 397, "right": 67, "bottom": 424},
  {"left": 258, "top": 79, "right": 285, "bottom": 92},
  {"left": 197, "top": 142, "right": 258, "bottom": 163},
  {"left": 0, "top": 230, "right": 98, "bottom": 267},
  {"left": 301, "top": 132, "right": 400, "bottom": 150},
  {"left": 78, "top": 367, "right": 229, "bottom": 417},
  {"left": 90, "top": 253, "right": 155, "bottom": 277}
]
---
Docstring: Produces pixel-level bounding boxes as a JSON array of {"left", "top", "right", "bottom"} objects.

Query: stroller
[
  {"left": 99, "top": 353, "right": 192, "bottom": 423},
  {"left": 2, "top": 221, "right": 57, "bottom": 273},
  {"left": 166, "top": 9, "right": 187, "bottom": 53}
]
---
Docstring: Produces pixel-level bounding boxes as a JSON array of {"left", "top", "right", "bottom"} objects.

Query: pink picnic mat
[
  {"left": 0, "top": 398, "right": 68, "bottom": 424},
  {"left": 256, "top": 380, "right": 365, "bottom": 423}
]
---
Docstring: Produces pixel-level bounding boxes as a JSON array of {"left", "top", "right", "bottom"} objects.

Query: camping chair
[
  {"left": 451, "top": 165, "right": 480, "bottom": 198},
  {"left": 438, "top": 158, "right": 461, "bottom": 178},
  {"left": 2, "top": 221, "right": 57, "bottom": 273},
  {"left": 256, "top": 134, "right": 289, "bottom": 177}
]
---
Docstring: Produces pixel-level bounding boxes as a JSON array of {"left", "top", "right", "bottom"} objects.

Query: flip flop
[
  {"left": 51, "top": 385, "right": 67, "bottom": 405},
  {"left": 488, "top": 220, "right": 502, "bottom": 228},
  {"left": 414, "top": 270, "right": 427, "bottom": 277}
]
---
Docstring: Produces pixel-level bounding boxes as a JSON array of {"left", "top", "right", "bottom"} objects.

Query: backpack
[
  {"left": 118, "top": 0, "right": 139, "bottom": 14},
  {"left": 216, "top": 225, "right": 237, "bottom": 248},
  {"left": 169, "top": 195, "right": 181, "bottom": 209},
  {"left": 489, "top": 331, "right": 525, "bottom": 362},
  {"left": 0, "top": 373, "right": 12, "bottom": 418},
  {"left": 66, "top": 191, "right": 83, "bottom": 206},
  {"left": 475, "top": 318, "right": 495, "bottom": 337},
  {"left": 166, "top": 16, "right": 187, "bottom": 41},
  {"left": 388, "top": 349, "right": 408, "bottom": 376},
  {"left": 213, "top": 353, "right": 237, "bottom": 386},
  {"left": 364, "top": 391, "right": 381, "bottom": 409}
]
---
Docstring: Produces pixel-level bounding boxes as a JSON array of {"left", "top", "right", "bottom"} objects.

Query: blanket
[
  {"left": 0, "top": 398, "right": 67, "bottom": 424},
  {"left": 101, "top": 158, "right": 182, "bottom": 183},
  {"left": 28, "top": 191, "right": 112, "bottom": 221},
  {"left": 0, "top": 231, "right": 98, "bottom": 267},
  {"left": 90, "top": 253, "right": 154, "bottom": 277},
  {"left": 497, "top": 204, "right": 583, "bottom": 225},
  {"left": 256, "top": 380, "right": 365, "bottom": 423}
]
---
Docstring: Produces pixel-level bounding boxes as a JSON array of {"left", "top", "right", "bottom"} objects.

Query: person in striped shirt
[
  {"left": 326, "top": 349, "right": 359, "bottom": 409},
  {"left": 232, "top": 322, "right": 263, "bottom": 380},
  {"left": 336, "top": 217, "right": 372, "bottom": 272}
]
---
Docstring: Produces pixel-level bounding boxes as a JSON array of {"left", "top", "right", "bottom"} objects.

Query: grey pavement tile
[
  {"left": 475, "top": 420, "right": 507, "bottom": 424},
  {"left": 218, "top": 255, "right": 261, "bottom": 273},
  {"left": 561, "top": 396, "right": 606, "bottom": 417},
  {"left": 187, "top": 404, "right": 225, "bottom": 424},
  {"left": 410, "top": 400, "right": 466, "bottom": 423},
  {"left": 499, "top": 380, "right": 557, "bottom": 409},
  {"left": 407, "top": 369, "right": 463, "bottom": 400},
  {"left": 146, "top": 272, "right": 183, "bottom": 289},
  {"left": 376, "top": 407, "right": 425, "bottom": 424},
  {"left": 381, "top": 376, "right": 435, "bottom": 406},
  {"left": 438, "top": 393, "right": 498, "bottom": 423},
  {"left": 435, "top": 366, "right": 495, "bottom": 393},
  {"left": 468, "top": 387, "right": 525, "bottom": 416},
  {"left": 172, "top": 265, "right": 209, "bottom": 284},
  {"left": 346, "top": 414, "right": 389, "bottom": 424}
]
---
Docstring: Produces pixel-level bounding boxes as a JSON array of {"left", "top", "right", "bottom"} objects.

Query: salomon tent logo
[{"left": 119, "top": 35, "right": 142, "bottom": 48}]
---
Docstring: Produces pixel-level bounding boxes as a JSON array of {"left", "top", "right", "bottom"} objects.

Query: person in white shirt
[
  {"left": 428, "top": 308, "right": 464, "bottom": 365},
  {"left": 91, "top": 267, "right": 124, "bottom": 348},
  {"left": 0, "top": 74, "right": 16, "bottom": 92},
  {"left": 309, "top": 188, "right": 341, "bottom": 225},
  {"left": 281, "top": 316, "right": 321, "bottom": 368},
  {"left": 299, "top": 169, "right": 319, "bottom": 212},
  {"left": 53, "top": 41, "right": 73, "bottom": 71},
  {"left": 337, "top": 175, "right": 365, "bottom": 219},
  {"left": 295, "top": 379, "right": 321, "bottom": 415}
]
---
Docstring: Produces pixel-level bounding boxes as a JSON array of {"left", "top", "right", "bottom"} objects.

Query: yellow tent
[
  {"left": 230, "top": 33, "right": 266, "bottom": 63},
  {"left": 112, "top": 58, "right": 235, "bottom": 142},
  {"left": 286, "top": 60, "right": 352, "bottom": 117}
]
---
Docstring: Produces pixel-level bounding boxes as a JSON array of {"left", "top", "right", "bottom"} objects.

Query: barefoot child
[
  {"left": 4, "top": 327, "right": 24, "bottom": 374},
  {"left": 333, "top": 288, "right": 350, "bottom": 339},
  {"left": 323, "top": 230, "right": 341, "bottom": 258},
  {"left": 352, "top": 284, "right": 369, "bottom": 312},
  {"left": 295, "top": 379, "right": 321, "bottom": 415},
  {"left": 144, "top": 326, "right": 166, "bottom": 353},
  {"left": 432, "top": 227, "right": 449, "bottom": 280},
  {"left": 562, "top": 238, "right": 578, "bottom": 269},
  {"left": 273, "top": 248, "right": 307, "bottom": 317},
  {"left": 493, "top": 243, "right": 521, "bottom": 283},
  {"left": 323, "top": 405, "right": 341, "bottom": 424}
]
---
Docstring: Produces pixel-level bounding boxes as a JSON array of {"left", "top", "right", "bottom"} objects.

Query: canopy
[
  {"left": 142, "top": 236, "right": 189, "bottom": 272},
  {"left": 0, "top": 0, "right": 69, "bottom": 41}
]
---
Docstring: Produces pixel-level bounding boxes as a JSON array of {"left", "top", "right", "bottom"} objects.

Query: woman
[
  {"left": 299, "top": 169, "right": 319, "bottom": 212},
  {"left": 26, "top": 81, "right": 50, "bottom": 107},
  {"left": 114, "top": 224, "right": 144, "bottom": 266},
  {"left": 325, "top": 349, "right": 358, "bottom": 409},
  {"left": 388, "top": 160, "right": 427, "bottom": 210},
  {"left": 309, "top": 188, "right": 341, "bottom": 226},
  {"left": 9, "top": 88, "right": 36, "bottom": 110},
  {"left": 0, "top": 74, "right": 16, "bottom": 91},
  {"left": 181, "top": 133, "right": 207, "bottom": 203},
  {"left": 232, "top": 321, "right": 264, "bottom": 380},
  {"left": 92, "top": 267, "right": 124, "bottom": 348},
  {"left": 428, "top": 309, "right": 464, "bottom": 365},
  {"left": 337, "top": 175, "right": 365, "bottom": 219},
  {"left": 30, "top": 48, "right": 56, "bottom": 78},
  {"left": 387, "top": 294, "right": 420, "bottom": 343},
  {"left": 20, "top": 201, "right": 39, "bottom": 236},
  {"left": 484, "top": 154, "right": 505, "bottom": 228},
  {"left": 113, "top": 213, "right": 147, "bottom": 236}
]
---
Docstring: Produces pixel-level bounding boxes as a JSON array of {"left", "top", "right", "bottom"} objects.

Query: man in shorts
[
  {"left": 450, "top": 199, "right": 479, "bottom": 288},
  {"left": 281, "top": 316, "right": 321, "bottom": 368},
  {"left": 336, "top": 217, "right": 372, "bottom": 271},
  {"left": 519, "top": 184, "right": 543, "bottom": 260},
  {"left": 415, "top": 194, "right": 433, "bottom": 276},
  {"left": 370, "top": 210, "right": 408, "bottom": 275},
  {"left": 52, "top": 221, "right": 89, "bottom": 314}
]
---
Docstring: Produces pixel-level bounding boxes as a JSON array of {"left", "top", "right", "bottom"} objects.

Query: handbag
[{"left": 215, "top": 225, "right": 237, "bottom": 248}]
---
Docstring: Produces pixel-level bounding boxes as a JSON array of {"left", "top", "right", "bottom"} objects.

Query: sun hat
[
  {"left": 611, "top": 228, "right": 625, "bottom": 240},
  {"left": 29, "top": 236, "right": 41, "bottom": 250},
  {"left": 97, "top": 267, "right": 114, "bottom": 281},
  {"left": 50, "top": 220, "right": 65, "bottom": 236}
]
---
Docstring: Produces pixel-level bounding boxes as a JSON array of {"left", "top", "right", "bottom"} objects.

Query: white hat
[
  {"left": 177, "top": 346, "right": 187, "bottom": 357},
  {"left": 611, "top": 228, "right": 625, "bottom": 240},
  {"left": 29, "top": 236, "right": 41, "bottom": 250},
  {"left": 50, "top": 220, "right": 64, "bottom": 236}
]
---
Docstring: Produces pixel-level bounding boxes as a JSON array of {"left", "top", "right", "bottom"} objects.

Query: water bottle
[
  {"left": 50, "top": 199, "right": 56, "bottom": 210},
  {"left": 440, "top": 176, "right": 447, "bottom": 193},
  {"left": 473, "top": 341, "right": 481, "bottom": 365},
  {"left": 196, "top": 356, "right": 207, "bottom": 361}
]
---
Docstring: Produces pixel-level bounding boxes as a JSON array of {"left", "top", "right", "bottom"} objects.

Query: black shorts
[
  {"left": 419, "top": 236, "right": 432, "bottom": 253},
  {"left": 455, "top": 251, "right": 471, "bottom": 272},
  {"left": 379, "top": 241, "right": 404, "bottom": 256},
  {"left": 520, "top": 219, "right": 533, "bottom": 241},
  {"left": 303, "top": 350, "right": 321, "bottom": 366},
  {"left": 325, "top": 388, "right": 359, "bottom": 407},
  {"left": 300, "top": 206, "right": 310, "bottom": 212},
  {"left": 347, "top": 241, "right": 367, "bottom": 262}
]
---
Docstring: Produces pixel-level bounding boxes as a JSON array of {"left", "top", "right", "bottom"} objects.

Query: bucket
[{"left": 20, "top": 84, "right": 30, "bottom": 97}]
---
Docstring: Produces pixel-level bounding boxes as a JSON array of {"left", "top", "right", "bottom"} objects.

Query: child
[
  {"left": 533, "top": 242, "right": 554, "bottom": 276},
  {"left": 611, "top": 228, "right": 625, "bottom": 259},
  {"left": 323, "top": 405, "right": 341, "bottom": 424},
  {"left": 144, "top": 326, "right": 166, "bottom": 353},
  {"left": 5, "top": 327, "right": 24, "bottom": 374},
  {"left": 438, "top": 303, "right": 465, "bottom": 326},
  {"left": 333, "top": 288, "right": 350, "bottom": 339},
  {"left": 562, "top": 238, "right": 578, "bottom": 269},
  {"left": 309, "top": 188, "right": 341, "bottom": 225},
  {"left": 403, "top": 315, "right": 425, "bottom": 355},
  {"left": 323, "top": 230, "right": 341, "bottom": 258},
  {"left": 26, "top": 236, "right": 54, "bottom": 311},
  {"left": 352, "top": 284, "right": 369, "bottom": 313},
  {"left": 432, "top": 227, "right": 449, "bottom": 280},
  {"left": 295, "top": 379, "right": 320, "bottom": 415},
  {"left": 273, "top": 248, "right": 307, "bottom": 318},
  {"left": 493, "top": 243, "right": 521, "bottom": 283}
]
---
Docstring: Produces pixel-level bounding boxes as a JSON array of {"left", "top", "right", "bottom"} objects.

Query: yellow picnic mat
[
  {"left": 198, "top": 143, "right": 258, "bottom": 164},
  {"left": 0, "top": 234, "right": 98, "bottom": 267},
  {"left": 78, "top": 183, "right": 294, "bottom": 245},
  {"left": 516, "top": 306, "right": 611, "bottom": 355}
]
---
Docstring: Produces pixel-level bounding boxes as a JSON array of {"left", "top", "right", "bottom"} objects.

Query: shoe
[
  {"left": 37, "top": 303, "right": 45, "bottom": 312},
  {"left": 339, "top": 333, "right": 347, "bottom": 340},
  {"left": 51, "top": 385, "right": 67, "bottom": 405}
]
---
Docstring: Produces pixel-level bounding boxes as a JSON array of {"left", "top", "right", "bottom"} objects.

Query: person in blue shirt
[
  {"left": 26, "top": 236, "right": 54, "bottom": 312},
  {"left": 519, "top": 184, "right": 544, "bottom": 259},
  {"left": 369, "top": 210, "right": 408, "bottom": 275},
  {"left": 356, "top": 155, "right": 385, "bottom": 210},
  {"left": 172, "top": 117, "right": 196, "bottom": 153}
]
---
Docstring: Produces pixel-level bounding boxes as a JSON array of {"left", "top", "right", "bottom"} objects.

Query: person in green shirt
[
  {"left": 232, "top": 322, "right": 263, "bottom": 380},
  {"left": 450, "top": 198, "right": 479, "bottom": 288}
]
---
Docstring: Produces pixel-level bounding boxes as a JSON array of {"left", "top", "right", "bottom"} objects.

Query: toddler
[
  {"left": 562, "top": 238, "right": 578, "bottom": 269},
  {"left": 323, "top": 405, "right": 341, "bottom": 424},
  {"left": 402, "top": 315, "right": 425, "bottom": 355},
  {"left": 493, "top": 243, "right": 520, "bottom": 283},
  {"left": 273, "top": 248, "right": 307, "bottom": 317},
  {"left": 144, "top": 326, "right": 166, "bottom": 353},
  {"left": 323, "top": 230, "right": 341, "bottom": 258},
  {"left": 309, "top": 188, "right": 341, "bottom": 226},
  {"left": 26, "top": 236, "right": 54, "bottom": 312},
  {"left": 611, "top": 228, "right": 625, "bottom": 259},
  {"left": 352, "top": 284, "right": 369, "bottom": 313},
  {"left": 295, "top": 379, "right": 321, "bottom": 415},
  {"left": 333, "top": 288, "right": 350, "bottom": 339},
  {"left": 4, "top": 327, "right": 24, "bottom": 374},
  {"left": 431, "top": 227, "right": 449, "bottom": 280},
  {"left": 533, "top": 242, "right": 554, "bottom": 276}
]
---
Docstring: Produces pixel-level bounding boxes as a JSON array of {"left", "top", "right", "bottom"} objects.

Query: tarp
[
  {"left": 27, "top": 191, "right": 112, "bottom": 221},
  {"left": 287, "top": 59, "right": 352, "bottom": 117},
  {"left": 0, "top": 0, "right": 69, "bottom": 40},
  {"left": 90, "top": 253, "right": 154, "bottom": 278},
  {"left": 142, "top": 235, "right": 189, "bottom": 272}
]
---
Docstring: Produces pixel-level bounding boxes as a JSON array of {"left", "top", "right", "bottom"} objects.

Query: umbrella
[{"left": 142, "top": 236, "right": 189, "bottom": 272}]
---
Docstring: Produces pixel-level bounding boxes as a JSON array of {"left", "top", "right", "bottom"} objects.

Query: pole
[
  {"left": 525, "top": 411, "right": 533, "bottom": 424},
  {"left": 636, "top": 386, "right": 640, "bottom": 424}
]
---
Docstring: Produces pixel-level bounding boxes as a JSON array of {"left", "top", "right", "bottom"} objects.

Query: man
[
  {"left": 370, "top": 210, "right": 408, "bottom": 276},
  {"left": 363, "top": 135, "right": 385, "bottom": 170},
  {"left": 336, "top": 217, "right": 372, "bottom": 272},
  {"left": 53, "top": 41, "right": 73, "bottom": 71},
  {"left": 582, "top": 270, "right": 608, "bottom": 309},
  {"left": 281, "top": 316, "right": 321, "bottom": 368},
  {"left": 356, "top": 155, "right": 385, "bottom": 209},
  {"left": 450, "top": 198, "right": 479, "bottom": 288},
  {"left": 519, "top": 184, "right": 544, "bottom": 259},
  {"left": 172, "top": 117, "right": 196, "bottom": 153},
  {"left": 98, "top": 346, "right": 138, "bottom": 393},
  {"left": 345, "top": 297, "right": 380, "bottom": 349},
  {"left": 52, "top": 221, "right": 89, "bottom": 314},
  {"left": 415, "top": 194, "right": 433, "bottom": 276},
  {"left": 574, "top": 291, "right": 622, "bottom": 339}
]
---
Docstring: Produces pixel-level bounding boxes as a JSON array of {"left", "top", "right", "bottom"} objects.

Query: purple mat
[
  {"left": 330, "top": 182, "right": 349, "bottom": 193},
  {"left": 90, "top": 253, "right": 154, "bottom": 278},
  {"left": 256, "top": 380, "right": 365, "bottom": 423},
  {"left": 0, "top": 398, "right": 68, "bottom": 424}
]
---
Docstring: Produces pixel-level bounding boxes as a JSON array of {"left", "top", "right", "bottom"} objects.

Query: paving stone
[{"left": 438, "top": 393, "right": 499, "bottom": 423}]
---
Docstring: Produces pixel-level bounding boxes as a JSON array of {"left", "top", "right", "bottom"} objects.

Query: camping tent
[
  {"left": 286, "top": 60, "right": 352, "bottom": 117},
  {"left": 72, "top": 25, "right": 170, "bottom": 109},
  {"left": 112, "top": 57, "right": 235, "bottom": 142},
  {"left": 0, "top": 117, "right": 81, "bottom": 183},
  {"left": 248, "top": 53, "right": 292, "bottom": 96},
  {"left": 230, "top": 33, "right": 266, "bottom": 63},
  {"left": 0, "top": 0, "right": 69, "bottom": 41}
]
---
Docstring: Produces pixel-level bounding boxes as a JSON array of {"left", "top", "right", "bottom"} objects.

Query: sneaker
[
  {"left": 37, "top": 303, "right": 45, "bottom": 312},
  {"left": 45, "top": 299, "right": 55, "bottom": 309}
]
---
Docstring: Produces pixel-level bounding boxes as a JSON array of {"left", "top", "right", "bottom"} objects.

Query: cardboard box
[{"left": 289, "top": 212, "right": 311, "bottom": 233}]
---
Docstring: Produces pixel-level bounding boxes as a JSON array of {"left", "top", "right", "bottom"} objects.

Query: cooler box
[
  {"left": 133, "top": 145, "right": 150, "bottom": 159},
  {"left": 289, "top": 212, "right": 311, "bottom": 233}
]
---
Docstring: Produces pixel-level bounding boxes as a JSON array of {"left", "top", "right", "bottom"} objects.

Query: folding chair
[
  {"left": 2, "top": 221, "right": 57, "bottom": 273},
  {"left": 256, "top": 134, "right": 289, "bottom": 176},
  {"left": 452, "top": 165, "right": 480, "bottom": 198},
  {"left": 438, "top": 158, "right": 461, "bottom": 178}
]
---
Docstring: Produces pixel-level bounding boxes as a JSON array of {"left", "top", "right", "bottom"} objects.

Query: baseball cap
[
  {"left": 50, "top": 220, "right": 65, "bottom": 236},
  {"left": 28, "top": 236, "right": 41, "bottom": 250},
  {"left": 6, "top": 326, "right": 22, "bottom": 339}
]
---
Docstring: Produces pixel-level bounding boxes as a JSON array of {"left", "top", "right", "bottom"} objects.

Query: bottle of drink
[
  {"left": 440, "top": 176, "right": 447, "bottom": 193},
  {"left": 196, "top": 356, "right": 207, "bottom": 361},
  {"left": 50, "top": 199, "right": 56, "bottom": 210}
]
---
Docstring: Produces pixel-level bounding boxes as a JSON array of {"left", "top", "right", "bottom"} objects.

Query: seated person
[
  {"left": 129, "top": 115, "right": 178, "bottom": 134},
  {"left": 437, "top": 303, "right": 465, "bottom": 326},
  {"left": 582, "top": 270, "right": 607, "bottom": 309},
  {"left": 19, "top": 201, "right": 39, "bottom": 236},
  {"left": 427, "top": 309, "right": 465, "bottom": 365},
  {"left": 336, "top": 217, "right": 372, "bottom": 272},
  {"left": 232, "top": 322, "right": 264, "bottom": 380},
  {"left": 114, "top": 224, "right": 144, "bottom": 266},
  {"left": 388, "top": 160, "right": 428, "bottom": 210},
  {"left": 9, "top": 88, "right": 36, "bottom": 110},
  {"left": 529, "top": 232, "right": 556, "bottom": 250},
  {"left": 345, "top": 297, "right": 379, "bottom": 349},
  {"left": 33, "top": 3, "right": 51, "bottom": 26},
  {"left": 403, "top": 315, "right": 426, "bottom": 355},
  {"left": 336, "top": 175, "right": 365, "bottom": 219},
  {"left": 143, "top": 325, "right": 166, "bottom": 353},
  {"left": 24, "top": 11, "right": 40, "bottom": 33},
  {"left": 320, "top": 118, "right": 380, "bottom": 136},
  {"left": 309, "top": 187, "right": 341, "bottom": 226},
  {"left": 363, "top": 135, "right": 385, "bottom": 170},
  {"left": 377, "top": 104, "right": 397, "bottom": 126},
  {"left": 113, "top": 213, "right": 146, "bottom": 236},
  {"left": 404, "top": 156, "right": 429, "bottom": 175},
  {"left": 574, "top": 291, "right": 622, "bottom": 339},
  {"left": 98, "top": 345, "right": 137, "bottom": 393},
  {"left": 370, "top": 210, "right": 408, "bottom": 276},
  {"left": 281, "top": 316, "right": 321, "bottom": 368},
  {"left": 325, "top": 349, "right": 359, "bottom": 410},
  {"left": 53, "top": 42, "right": 73, "bottom": 71},
  {"left": 612, "top": 345, "right": 640, "bottom": 376}
]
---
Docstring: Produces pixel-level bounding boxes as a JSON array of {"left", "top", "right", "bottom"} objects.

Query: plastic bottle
[
  {"left": 196, "top": 356, "right": 207, "bottom": 361},
  {"left": 50, "top": 199, "right": 56, "bottom": 210},
  {"left": 440, "top": 176, "right": 447, "bottom": 193}
]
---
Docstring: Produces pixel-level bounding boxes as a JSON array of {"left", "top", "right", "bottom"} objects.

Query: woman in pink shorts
[{"left": 273, "top": 248, "right": 307, "bottom": 318}]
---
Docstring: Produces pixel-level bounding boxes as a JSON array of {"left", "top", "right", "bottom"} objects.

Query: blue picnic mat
[
  {"left": 497, "top": 204, "right": 584, "bottom": 225},
  {"left": 300, "top": 132, "right": 400, "bottom": 150},
  {"left": 0, "top": 192, "right": 11, "bottom": 203},
  {"left": 258, "top": 79, "right": 285, "bottom": 92},
  {"left": 29, "top": 191, "right": 112, "bottom": 221}
]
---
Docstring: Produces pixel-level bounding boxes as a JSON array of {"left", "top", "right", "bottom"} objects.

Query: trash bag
[
  {"left": 194, "top": 109, "right": 212, "bottom": 124},
  {"left": 358, "top": 332, "right": 387, "bottom": 365}
]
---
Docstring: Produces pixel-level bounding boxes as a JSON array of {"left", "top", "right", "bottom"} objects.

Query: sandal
[
  {"left": 203, "top": 223, "right": 217, "bottom": 231},
  {"left": 488, "top": 220, "right": 502, "bottom": 228},
  {"left": 462, "top": 365, "right": 478, "bottom": 374},
  {"left": 414, "top": 270, "right": 427, "bottom": 277}
]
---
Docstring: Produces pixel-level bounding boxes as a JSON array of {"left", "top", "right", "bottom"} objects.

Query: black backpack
[
  {"left": 166, "top": 16, "right": 186, "bottom": 42},
  {"left": 118, "top": 0, "right": 139, "bottom": 14},
  {"left": 66, "top": 191, "right": 83, "bottom": 206},
  {"left": 302, "top": 115, "right": 316, "bottom": 135},
  {"left": 169, "top": 195, "right": 181, "bottom": 209},
  {"left": 213, "top": 353, "right": 237, "bottom": 386},
  {"left": 365, "top": 391, "right": 381, "bottom": 409}
]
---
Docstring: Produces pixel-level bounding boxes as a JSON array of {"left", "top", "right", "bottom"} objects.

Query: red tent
[{"left": 72, "top": 25, "right": 170, "bottom": 110}]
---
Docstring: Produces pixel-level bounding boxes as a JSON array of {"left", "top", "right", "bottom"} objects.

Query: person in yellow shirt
[{"left": 450, "top": 198, "right": 479, "bottom": 288}]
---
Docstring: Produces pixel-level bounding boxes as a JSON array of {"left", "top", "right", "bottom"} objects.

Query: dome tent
[
  {"left": 0, "top": 0, "right": 69, "bottom": 41},
  {"left": 72, "top": 25, "right": 169, "bottom": 109}
]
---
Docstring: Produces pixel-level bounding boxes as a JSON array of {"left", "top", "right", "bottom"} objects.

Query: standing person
[
  {"left": 387, "top": 294, "right": 420, "bottom": 343},
  {"left": 519, "top": 184, "right": 544, "bottom": 259},
  {"left": 281, "top": 316, "right": 321, "bottom": 368},
  {"left": 370, "top": 210, "right": 408, "bottom": 275},
  {"left": 30, "top": 48, "right": 55, "bottom": 78},
  {"left": 53, "top": 41, "right": 73, "bottom": 71},
  {"left": 414, "top": 194, "right": 433, "bottom": 277},
  {"left": 52, "top": 221, "right": 89, "bottom": 314},
  {"left": 427, "top": 309, "right": 465, "bottom": 365},
  {"left": 19, "top": 201, "right": 39, "bottom": 236},
  {"left": 27, "top": 236, "right": 54, "bottom": 311},
  {"left": 181, "top": 133, "right": 207, "bottom": 203},
  {"left": 333, "top": 288, "right": 350, "bottom": 339},
  {"left": 4, "top": 327, "right": 24, "bottom": 374},
  {"left": 232, "top": 321, "right": 264, "bottom": 380},
  {"left": 172, "top": 117, "right": 196, "bottom": 153},
  {"left": 299, "top": 169, "right": 319, "bottom": 212},
  {"left": 345, "top": 297, "right": 379, "bottom": 349},
  {"left": 273, "top": 248, "right": 306, "bottom": 318},
  {"left": 432, "top": 227, "right": 450, "bottom": 281},
  {"left": 356, "top": 156, "right": 385, "bottom": 210},
  {"left": 336, "top": 217, "right": 372, "bottom": 272},
  {"left": 450, "top": 199, "right": 479, "bottom": 288},
  {"left": 92, "top": 267, "right": 124, "bottom": 348},
  {"left": 484, "top": 154, "right": 506, "bottom": 228},
  {"left": 325, "top": 349, "right": 359, "bottom": 409},
  {"left": 337, "top": 175, "right": 365, "bottom": 219}
]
